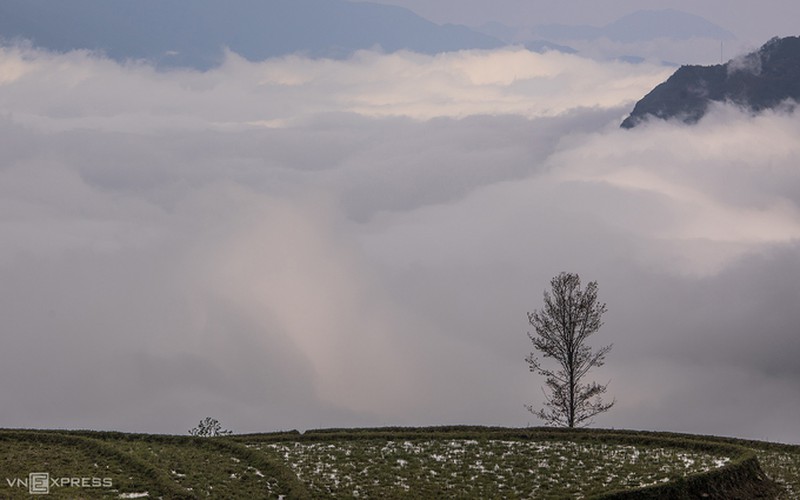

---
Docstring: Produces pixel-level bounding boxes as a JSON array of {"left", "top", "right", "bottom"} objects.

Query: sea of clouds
[{"left": 1, "top": 45, "right": 798, "bottom": 442}]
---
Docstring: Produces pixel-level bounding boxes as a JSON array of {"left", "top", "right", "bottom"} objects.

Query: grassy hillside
[{"left": 0, "top": 426, "right": 795, "bottom": 498}]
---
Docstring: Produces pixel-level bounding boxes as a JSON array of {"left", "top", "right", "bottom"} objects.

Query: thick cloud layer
[{"left": 1, "top": 46, "right": 798, "bottom": 443}]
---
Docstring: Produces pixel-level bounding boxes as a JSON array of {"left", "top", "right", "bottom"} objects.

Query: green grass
[
  {"left": 251, "top": 438, "right": 731, "bottom": 499},
  {"left": 117, "top": 439, "right": 280, "bottom": 498},
  {"left": 0, "top": 427, "right": 796, "bottom": 499},
  {"left": 752, "top": 448, "right": 800, "bottom": 499},
  {"left": 0, "top": 439, "right": 142, "bottom": 499},
  {"left": 0, "top": 431, "right": 170, "bottom": 499}
]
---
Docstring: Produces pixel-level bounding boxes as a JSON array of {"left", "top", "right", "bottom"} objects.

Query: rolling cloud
[{"left": 1, "top": 45, "right": 798, "bottom": 443}]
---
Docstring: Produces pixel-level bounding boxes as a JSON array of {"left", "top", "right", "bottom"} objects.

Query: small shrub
[{"left": 188, "top": 417, "right": 233, "bottom": 437}]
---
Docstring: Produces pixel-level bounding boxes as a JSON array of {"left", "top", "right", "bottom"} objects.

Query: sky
[{"left": 1, "top": 5, "right": 799, "bottom": 445}]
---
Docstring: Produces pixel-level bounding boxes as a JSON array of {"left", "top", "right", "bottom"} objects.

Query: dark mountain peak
[{"left": 622, "top": 36, "right": 800, "bottom": 128}]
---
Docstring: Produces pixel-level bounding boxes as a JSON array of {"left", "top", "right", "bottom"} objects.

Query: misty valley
[{"left": 1, "top": 0, "right": 799, "bottom": 498}]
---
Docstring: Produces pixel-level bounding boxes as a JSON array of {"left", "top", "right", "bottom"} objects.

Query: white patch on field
[{"left": 254, "top": 439, "right": 733, "bottom": 496}]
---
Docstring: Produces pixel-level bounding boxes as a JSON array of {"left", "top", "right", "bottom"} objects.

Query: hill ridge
[
  {"left": 0, "top": 0, "right": 502, "bottom": 70},
  {"left": 1, "top": 426, "right": 795, "bottom": 498}
]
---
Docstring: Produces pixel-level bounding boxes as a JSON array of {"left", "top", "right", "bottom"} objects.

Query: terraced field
[
  {"left": 253, "top": 438, "right": 731, "bottom": 498},
  {"left": 0, "top": 427, "right": 796, "bottom": 498}
]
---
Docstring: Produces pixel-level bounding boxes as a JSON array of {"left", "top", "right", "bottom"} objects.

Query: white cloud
[
  {"left": 1, "top": 46, "right": 798, "bottom": 442},
  {"left": 0, "top": 45, "right": 671, "bottom": 130},
  {"left": 546, "top": 110, "right": 800, "bottom": 273}
]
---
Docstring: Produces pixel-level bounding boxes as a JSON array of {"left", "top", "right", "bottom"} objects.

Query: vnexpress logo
[{"left": 5, "top": 472, "right": 112, "bottom": 495}]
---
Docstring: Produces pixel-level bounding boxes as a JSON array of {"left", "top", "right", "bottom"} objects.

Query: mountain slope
[
  {"left": 603, "top": 9, "right": 735, "bottom": 43},
  {"left": 534, "top": 9, "right": 735, "bottom": 43},
  {"left": 622, "top": 36, "right": 800, "bottom": 128},
  {"left": 0, "top": 0, "right": 502, "bottom": 69}
]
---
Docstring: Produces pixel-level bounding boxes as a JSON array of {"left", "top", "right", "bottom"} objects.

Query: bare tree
[
  {"left": 188, "top": 417, "right": 233, "bottom": 437},
  {"left": 526, "top": 272, "right": 615, "bottom": 427}
]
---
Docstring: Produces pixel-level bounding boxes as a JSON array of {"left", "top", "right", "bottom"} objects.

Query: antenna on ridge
[{"left": 720, "top": 40, "right": 724, "bottom": 64}]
